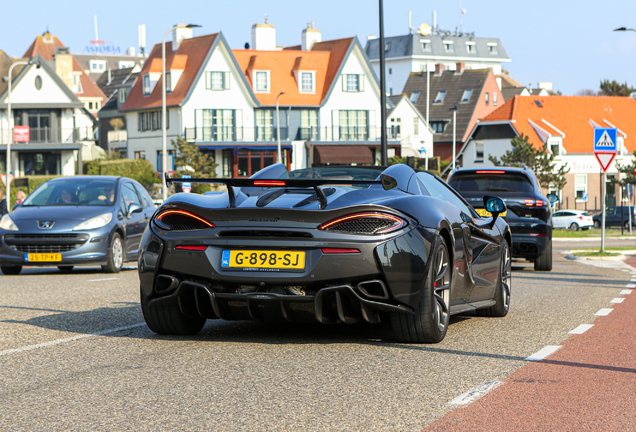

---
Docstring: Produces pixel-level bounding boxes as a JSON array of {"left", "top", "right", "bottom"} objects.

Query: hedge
[{"left": 83, "top": 158, "right": 160, "bottom": 188}]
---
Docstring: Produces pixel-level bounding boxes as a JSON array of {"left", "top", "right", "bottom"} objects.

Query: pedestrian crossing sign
[{"left": 593, "top": 128, "right": 617, "bottom": 152}]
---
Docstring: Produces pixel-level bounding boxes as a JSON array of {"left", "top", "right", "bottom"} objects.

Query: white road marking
[
  {"left": 620, "top": 290, "right": 633, "bottom": 295},
  {"left": 0, "top": 323, "right": 146, "bottom": 357},
  {"left": 626, "top": 284, "right": 636, "bottom": 288},
  {"left": 611, "top": 298, "right": 625, "bottom": 303},
  {"left": 595, "top": 308, "right": 613, "bottom": 316},
  {"left": 448, "top": 381, "right": 503, "bottom": 406},
  {"left": 526, "top": 345, "right": 562, "bottom": 361},
  {"left": 88, "top": 278, "right": 118, "bottom": 282},
  {"left": 568, "top": 324, "right": 594, "bottom": 334}
]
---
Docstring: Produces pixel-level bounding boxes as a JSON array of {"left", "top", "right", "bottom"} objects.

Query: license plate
[
  {"left": 221, "top": 250, "right": 305, "bottom": 270},
  {"left": 25, "top": 253, "right": 62, "bottom": 262},
  {"left": 475, "top": 208, "right": 507, "bottom": 218}
]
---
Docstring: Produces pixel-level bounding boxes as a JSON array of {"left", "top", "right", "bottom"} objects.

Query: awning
[{"left": 313, "top": 145, "right": 373, "bottom": 165}]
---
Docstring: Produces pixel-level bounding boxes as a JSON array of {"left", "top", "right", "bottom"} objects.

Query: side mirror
[
  {"left": 127, "top": 203, "right": 143, "bottom": 217},
  {"left": 547, "top": 193, "right": 558, "bottom": 207},
  {"left": 484, "top": 196, "right": 506, "bottom": 227}
]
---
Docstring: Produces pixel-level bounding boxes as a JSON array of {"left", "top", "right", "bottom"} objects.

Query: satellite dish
[{"left": 419, "top": 23, "right": 431, "bottom": 36}]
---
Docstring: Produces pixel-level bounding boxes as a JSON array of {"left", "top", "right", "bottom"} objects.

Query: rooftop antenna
[
  {"left": 433, "top": 11, "right": 437, "bottom": 34},
  {"left": 459, "top": 4, "right": 466, "bottom": 33},
  {"left": 94, "top": 15, "right": 99, "bottom": 41},
  {"left": 138, "top": 24, "right": 146, "bottom": 56},
  {"left": 409, "top": 11, "right": 413, "bottom": 33}
]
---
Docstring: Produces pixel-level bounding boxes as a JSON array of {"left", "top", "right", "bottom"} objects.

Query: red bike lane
[{"left": 424, "top": 261, "right": 636, "bottom": 432}]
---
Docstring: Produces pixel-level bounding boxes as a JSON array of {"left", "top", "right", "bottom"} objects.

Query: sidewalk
[{"left": 424, "top": 260, "right": 636, "bottom": 432}]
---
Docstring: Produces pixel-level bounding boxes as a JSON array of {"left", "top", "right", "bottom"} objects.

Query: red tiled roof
[
  {"left": 480, "top": 95, "right": 636, "bottom": 153},
  {"left": 121, "top": 34, "right": 217, "bottom": 111},
  {"left": 233, "top": 37, "right": 354, "bottom": 106}
]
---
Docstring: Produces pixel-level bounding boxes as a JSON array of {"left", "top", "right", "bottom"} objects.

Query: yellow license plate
[
  {"left": 26, "top": 253, "right": 62, "bottom": 262},
  {"left": 475, "top": 208, "right": 507, "bottom": 218},
  {"left": 221, "top": 250, "right": 305, "bottom": 270}
]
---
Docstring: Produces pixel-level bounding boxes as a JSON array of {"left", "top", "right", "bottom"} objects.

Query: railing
[
  {"left": 182, "top": 126, "right": 401, "bottom": 143},
  {"left": 107, "top": 130, "right": 127, "bottom": 143},
  {"left": 0, "top": 127, "right": 96, "bottom": 144}
]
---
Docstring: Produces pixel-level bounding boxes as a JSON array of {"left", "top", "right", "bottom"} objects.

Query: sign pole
[{"left": 601, "top": 172, "right": 606, "bottom": 252}]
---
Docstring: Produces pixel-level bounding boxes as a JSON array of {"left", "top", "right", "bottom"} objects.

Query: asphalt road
[{"left": 0, "top": 254, "right": 630, "bottom": 431}]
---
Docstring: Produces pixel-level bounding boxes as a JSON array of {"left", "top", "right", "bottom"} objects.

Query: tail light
[
  {"left": 155, "top": 209, "right": 215, "bottom": 230},
  {"left": 321, "top": 248, "right": 361, "bottom": 254},
  {"left": 319, "top": 212, "right": 406, "bottom": 235},
  {"left": 579, "top": 216, "right": 584, "bottom": 220},
  {"left": 524, "top": 199, "right": 546, "bottom": 207},
  {"left": 175, "top": 245, "right": 207, "bottom": 251}
]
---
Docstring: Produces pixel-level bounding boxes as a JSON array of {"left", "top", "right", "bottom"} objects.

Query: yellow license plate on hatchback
[
  {"left": 26, "top": 253, "right": 62, "bottom": 262},
  {"left": 475, "top": 208, "right": 507, "bottom": 218},
  {"left": 221, "top": 250, "right": 305, "bottom": 270}
]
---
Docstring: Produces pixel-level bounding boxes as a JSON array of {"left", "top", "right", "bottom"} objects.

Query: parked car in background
[
  {"left": 448, "top": 166, "right": 557, "bottom": 271},
  {"left": 552, "top": 210, "right": 593, "bottom": 231},
  {"left": 0, "top": 176, "right": 156, "bottom": 275},
  {"left": 592, "top": 206, "right": 636, "bottom": 229}
]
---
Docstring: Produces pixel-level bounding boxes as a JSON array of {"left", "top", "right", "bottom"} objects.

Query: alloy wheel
[
  {"left": 112, "top": 236, "right": 123, "bottom": 270},
  {"left": 432, "top": 243, "right": 451, "bottom": 333},
  {"left": 501, "top": 243, "right": 512, "bottom": 313}
]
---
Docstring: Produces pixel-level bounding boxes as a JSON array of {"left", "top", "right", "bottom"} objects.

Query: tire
[
  {"left": 102, "top": 233, "right": 123, "bottom": 273},
  {"left": 569, "top": 222, "right": 579, "bottom": 231},
  {"left": 1, "top": 266, "right": 22, "bottom": 275},
  {"left": 534, "top": 240, "right": 553, "bottom": 271},
  {"left": 391, "top": 236, "right": 451, "bottom": 343},
  {"left": 594, "top": 220, "right": 600, "bottom": 228},
  {"left": 477, "top": 241, "right": 511, "bottom": 317},
  {"left": 625, "top": 221, "right": 630, "bottom": 230},
  {"left": 58, "top": 266, "right": 74, "bottom": 273},
  {"left": 140, "top": 286, "right": 206, "bottom": 335}
]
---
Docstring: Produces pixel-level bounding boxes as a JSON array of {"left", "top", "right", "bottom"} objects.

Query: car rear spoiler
[{"left": 164, "top": 172, "right": 397, "bottom": 209}]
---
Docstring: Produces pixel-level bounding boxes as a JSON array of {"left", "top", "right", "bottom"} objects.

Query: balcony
[
  {"left": 184, "top": 126, "right": 289, "bottom": 143},
  {"left": 0, "top": 127, "right": 96, "bottom": 145},
  {"left": 107, "top": 130, "right": 127, "bottom": 144},
  {"left": 182, "top": 126, "right": 401, "bottom": 143}
]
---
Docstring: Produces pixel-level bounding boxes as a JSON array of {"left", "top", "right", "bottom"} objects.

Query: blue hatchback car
[{"left": 0, "top": 176, "right": 156, "bottom": 275}]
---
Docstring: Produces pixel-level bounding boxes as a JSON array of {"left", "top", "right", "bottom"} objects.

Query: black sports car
[{"left": 138, "top": 164, "right": 511, "bottom": 343}]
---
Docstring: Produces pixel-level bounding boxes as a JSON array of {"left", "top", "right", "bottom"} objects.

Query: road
[{"left": 0, "top": 253, "right": 631, "bottom": 431}]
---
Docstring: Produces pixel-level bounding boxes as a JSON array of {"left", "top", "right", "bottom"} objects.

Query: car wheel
[
  {"left": 140, "top": 286, "right": 206, "bottom": 335},
  {"left": 391, "top": 236, "right": 451, "bottom": 343},
  {"left": 534, "top": 240, "right": 553, "bottom": 271},
  {"left": 477, "top": 241, "right": 511, "bottom": 317},
  {"left": 569, "top": 222, "right": 580, "bottom": 231},
  {"left": 1, "top": 266, "right": 22, "bottom": 275},
  {"left": 102, "top": 233, "right": 123, "bottom": 273},
  {"left": 625, "top": 221, "right": 630, "bottom": 229},
  {"left": 58, "top": 266, "right": 74, "bottom": 273},
  {"left": 594, "top": 220, "right": 600, "bottom": 228}
]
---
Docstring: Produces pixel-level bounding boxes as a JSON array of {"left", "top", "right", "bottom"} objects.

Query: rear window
[{"left": 449, "top": 172, "right": 534, "bottom": 194}]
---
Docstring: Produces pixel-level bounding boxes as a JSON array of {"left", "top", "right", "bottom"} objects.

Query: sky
[{"left": 2, "top": 0, "right": 636, "bottom": 95}]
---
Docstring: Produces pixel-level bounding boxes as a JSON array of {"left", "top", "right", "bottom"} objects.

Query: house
[
  {"left": 0, "top": 52, "right": 102, "bottom": 176},
  {"left": 96, "top": 67, "right": 138, "bottom": 155},
  {"left": 365, "top": 27, "right": 510, "bottom": 95},
  {"left": 74, "top": 52, "right": 144, "bottom": 82},
  {"left": 457, "top": 95, "right": 636, "bottom": 210},
  {"left": 387, "top": 94, "right": 434, "bottom": 159},
  {"left": 402, "top": 64, "right": 502, "bottom": 163},
  {"left": 121, "top": 21, "right": 406, "bottom": 177}
]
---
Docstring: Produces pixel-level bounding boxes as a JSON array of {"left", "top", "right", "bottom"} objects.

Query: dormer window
[
  {"left": 466, "top": 41, "right": 476, "bottom": 54},
  {"left": 550, "top": 140, "right": 560, "bottom": 156},
  {"left": 165, "top": 71, "right": 172, "bottom": 93},
  {"left": 300, "top": 71, "right": 315, "bottom": 93},
  {"left": 421, "top": 39, "right": 431, "bottom": 52},
  {"left": 89, "top": 60, "right": 106, "bottom": 72},
  {"left": 254, "top": 70, "right": 270, "bottom": 92},
  {"left": 118, "top": 88, "right": 128, "bottom": 104},
  {"left": 488, "top": 42, "right": 498, "bottom": 54},
  {"left": 143, "top": 75, "right": 151, "bottom": 96},
  {"left": 443, "top": 41, "right": 454, "bottom": 53}
]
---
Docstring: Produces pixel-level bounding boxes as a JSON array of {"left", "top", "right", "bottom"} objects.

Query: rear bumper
[{"left": 511, "top": 233, "right": 550, "bottom": 258}]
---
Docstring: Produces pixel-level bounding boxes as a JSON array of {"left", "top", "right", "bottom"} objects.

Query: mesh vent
[
  {"left": 160, "top": 213, "right": 211, "bottom": 230},
  {"left": 12, "top": 244, "right": 78, "bottom": 253},
  {"left": 324, "top": 217, "right": 395, "bottom": 234}
]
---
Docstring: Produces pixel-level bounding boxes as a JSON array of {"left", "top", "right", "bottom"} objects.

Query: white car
[{"left": 552, "top": 210, "right": 594, "bottom": 231}]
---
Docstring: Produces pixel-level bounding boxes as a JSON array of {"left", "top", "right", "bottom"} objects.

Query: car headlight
[
  {"left": 72, "top": 213, "right": 113, "bottom": 231},
  {"left": 0, "top": 214, "right": 19, "bottom": 231}
]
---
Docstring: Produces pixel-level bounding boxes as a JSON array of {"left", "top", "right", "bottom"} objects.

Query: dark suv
[
  {"left": 592, "top": 206, "right": 636, "bottom": 229},
  {"left": 448, "top": 167, "right": 555, "bottom": 271}
]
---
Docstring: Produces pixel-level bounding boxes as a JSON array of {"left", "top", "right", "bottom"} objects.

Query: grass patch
[
  {"left": 552, "top": 229, "right": 633, "bottom": 238},
  {"left": 572, "top": 250, "right": 622, "bottom": 257}
]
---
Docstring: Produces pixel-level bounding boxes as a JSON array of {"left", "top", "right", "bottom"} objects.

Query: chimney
[
  {"left": 434, "top": 63, "right": 444, "bottom": 76},
  {"left": 54, "top": 47, "right": 74, "bottom": 91},
  {"left": 172, "top": 27, "right": 193, "bottom": 51},
  {"left": 251, "top": 16, "right": 276, "bottom": 51},
  {"left": 301, "top": 21, "right": 321, "bottom": 51},
  {"left": 455, "top": 62, "right": 465, "bottom": 74}
]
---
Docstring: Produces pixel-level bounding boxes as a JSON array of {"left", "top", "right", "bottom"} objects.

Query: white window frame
[
  {"left": 493, "top": 92, "right": 498, "bottom": 106},
  {"left": 254, "top": 70, "right": 270, "bottom": 92},
  {"left": 118, "top": 60, "right": 135, "bottom": 69},
  {"left": 410, "top": 91, "right": 420, "bottom": 103},
  {"left": 443, "top": 40, "right": 454, "bottom": 53},
  {"left": 89, "top": 59, "right": 107, "bottom": 72},
  {"left": 420, "top": 39, "right": 431, "bottom": 52},
  {"left": 206, "top": 71, "right": 230, "bottom": 91},
  {"left": 143, "top": 74, "right": 151, "bottom": 96},
  {"left": 488, "top": 42, "right": 498, "bottom": 54},
  {"left": 475, "top": 140, "right": 484, "bottom": 162},
  {"left": 485, "top": 92, "right": 490, "bottom": 105},
  {"left": 299, "top": 71, "right": 315, "bottom": 93},
  {"left": 575, "top": 174, "right": 587, "bottom": 202},
  {"left": 165, "top": 71, "right": 172, "bottom": 93},
  {"left": 413, "top": 117, "right": 419, "bottom": 136},
  {"left": 550, "top": 140, "right": 560, "bottom": 156},
  {"left": 460, "top": 89, "right": 473, "bottom": 103},
  {"left": 118, "top": 88, "right": 128, "bottom": 104},
  {"left": 343, "top": 74, "right": 364, "bottom": 92},
  {"left": 466, "top": 41, "right": 476, "bottom": 54},
  {"left": 433, "top": 90, "right": 446, "bottom": 103}
]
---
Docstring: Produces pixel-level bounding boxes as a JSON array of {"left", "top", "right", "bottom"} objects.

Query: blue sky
[{"left": 2, "top": 0, "right": 636, "bottom": 95}]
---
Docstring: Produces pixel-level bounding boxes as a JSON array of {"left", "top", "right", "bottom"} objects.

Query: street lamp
[
  {"left": 4, "top": 59, "right": 38, "bottom": 212},
  {"left": 162, "top": 23, "right": 200, "bottom": 201},
  {"left": 420, "top": 140, "right": 428, "bottom": 171},
  {"left": 276, "top": 91, "right": 285, "bottom": 164},
  {"left": 378, "top": 0, "right": 388, "bottom": 166},
  {"left": 451, "top": 104, "right": 458, "bottom": 171}
]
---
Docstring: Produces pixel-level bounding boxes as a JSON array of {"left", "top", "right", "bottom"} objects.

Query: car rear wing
[{"left": 164, "top": 172, "right": 397, "bottom": 209}]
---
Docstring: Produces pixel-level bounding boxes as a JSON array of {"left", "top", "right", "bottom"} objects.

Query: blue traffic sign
[{"left": 593, "top": 128, "right": 617, "bottom": 152}]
